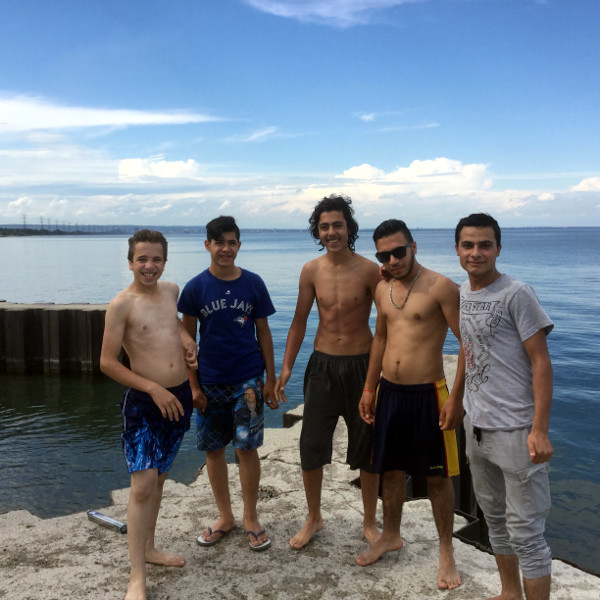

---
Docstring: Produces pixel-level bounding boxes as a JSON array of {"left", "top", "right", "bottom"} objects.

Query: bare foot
[
  {"left": 363, "top": 523, "right": 381, "bottom": 546},
  {"left": 438, "top": 544, "right": 461, "bottom": 590},
  {"left": 289, "top": 517, "right": 324, "bottom": 549},
  {"left": 145, "top": 548, "right": 185, "bottom": 567},
  {"left": 356, "top": 534, "right": 403, "bottom": 566},
  {"left": 124, "top": 578, "right": 146, "bottom": 600}
]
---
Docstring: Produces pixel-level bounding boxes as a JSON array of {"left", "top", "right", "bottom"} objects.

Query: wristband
[{"left": 363, "top": 388, "right": 375, "bottom": 393}]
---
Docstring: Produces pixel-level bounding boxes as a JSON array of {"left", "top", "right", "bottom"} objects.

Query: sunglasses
[{"left": 375, "top": 243, "right": 412, "bottom": 263}]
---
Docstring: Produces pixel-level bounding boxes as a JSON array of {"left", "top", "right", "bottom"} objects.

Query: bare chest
[
  {"left": 383, "top": 287, "right": 444, "bottom": 329},
  {"left": 316, "top": 280, "right": 370, "bottom": 313},
  {"left": 125, "top": 297, "right": 177, "bottom": 343}
]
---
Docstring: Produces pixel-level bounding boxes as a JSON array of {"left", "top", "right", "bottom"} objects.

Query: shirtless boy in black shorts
[
  {"left": 275, "top": 195, "right": 381, "bottom": 549},
  {"left": 357, "top": 219, "right": 465, "bottom": 591},
  {"left": 100, "top": 229, "right": 197, "bottom": 600}
]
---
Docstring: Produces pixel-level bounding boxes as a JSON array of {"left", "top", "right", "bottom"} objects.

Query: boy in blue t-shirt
[{"left": 178, "top": 216, "right": 279, "bottom": 551}]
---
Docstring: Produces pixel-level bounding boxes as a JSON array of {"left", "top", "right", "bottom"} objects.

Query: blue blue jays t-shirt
[{"left": 177, "top": 269, "right": 275, "bottom": 384}]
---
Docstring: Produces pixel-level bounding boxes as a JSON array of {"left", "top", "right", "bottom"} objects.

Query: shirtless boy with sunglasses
[{"left": 357, "top": 219, "right": 465, "bottom": 591}]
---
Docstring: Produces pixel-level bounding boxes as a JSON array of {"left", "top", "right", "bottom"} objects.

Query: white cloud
[
  {"left": 378, "top": 122, "right": 440, "bottom": 132},
  {"left": 340, "top": 163, "right": 386, "bottom": 179},
  {"left": 0, "top": 142, "right": 118, "bottom": 186},
  {"left": 1, "top": 149, "right": 599, "bottom": 228},
  {"left": 5, "top": 196, "right": 34, "bottom": 217},
  {"left": 538, "top": 192, "right": 555, "bottom": 202},
  {"left": 140, "top": 203, "right": 173, "bottom": 216},
  {"left": 0, "top": 94, "right": 220, "bottom": 132},
  {"left": 572, "top": 177, "right": 600, "bottom": 192},
  {"left": 354, "top": 111, "right": 438, "bottom": 132},
  {"left": 241, "top": 0, "right": 416, "bottom": 27},
  {"left": 338, "top": 158, "right": 491, "bottom": 196},
  {"left": 358, "top": 112, "right": 377, "bottom": 122},
  {"left": 119, "top": 158, "right": 203, "bottom": 180},
  {"left": 223, "top": 126, "right": 314, "bottom": 144},
  {"left": 224, "top": 127, "right": 280, "bottom": 143}
]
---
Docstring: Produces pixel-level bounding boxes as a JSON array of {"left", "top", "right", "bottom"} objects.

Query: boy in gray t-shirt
[
  {"left": 460, "top": 274, "right": 553, "bottom": 430},
  {"left": 455, "top": 213, "right": 554, "bottom": 600}
]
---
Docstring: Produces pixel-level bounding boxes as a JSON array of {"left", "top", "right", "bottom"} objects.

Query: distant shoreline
[
  {"left": 1, "top": 225, "right": 598, "bottom": 238},
  {"left": 0, "top": 227, "right": 98, "bottom": 237}
]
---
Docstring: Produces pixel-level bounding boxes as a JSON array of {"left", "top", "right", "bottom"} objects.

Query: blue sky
[{"left": 1, "top": 0, "right": 599, "bottom": 229}]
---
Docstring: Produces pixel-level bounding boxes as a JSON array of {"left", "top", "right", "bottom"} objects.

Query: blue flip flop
[
  {"left": 245, "top": 529, "right": 272, "bottom": 552},
  {"left": 197, "top": 526, "right": 231, "bottom": 546}
]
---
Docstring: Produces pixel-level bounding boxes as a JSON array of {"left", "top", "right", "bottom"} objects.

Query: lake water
[{"left": 1, "top": 228, "right": 599, "bottom": 574}]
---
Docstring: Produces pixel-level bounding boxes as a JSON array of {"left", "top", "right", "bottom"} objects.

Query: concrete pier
[
  {"left": 0, "top": 302, "right": 107, "bottom": 374},
  {"left": 1, "top": 415, "right": 597, "bottom": 599}
]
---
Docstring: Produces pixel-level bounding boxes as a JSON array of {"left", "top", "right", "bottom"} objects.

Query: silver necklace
[{"left": 389, "top": 265, "right": 422, "bottom": 310}]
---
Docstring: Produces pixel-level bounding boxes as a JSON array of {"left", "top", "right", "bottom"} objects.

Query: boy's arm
[
  {"left": 181, "top": 314, "right": 207, "bottom": 412},
  {"left": 100, "top": 300, "right": 184, "bottom": 421},
  {"left": 255, "top": 316, "right": 278, "bottom": 409},
  {"left": 367, "top": 260, "right": 383, "bottom": 299},
  {"left": 438, "top": 279, "right": 465, "bottom": 431},
  {"left": 275, "top": 264, "right": 315, "bottom": 403},
  {"left": 177, "top": 318, "right": 198, "bottom": 370},
  {"left": 523, "top": 328, "right": 554, "bottom": 464},
  {"left": 359, "top": 290, "right": 386, "bottom": 425}
]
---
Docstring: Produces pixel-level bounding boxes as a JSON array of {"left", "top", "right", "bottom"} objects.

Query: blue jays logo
[{"left": 234, "top": 315, "right": 248, "bottom": 328}]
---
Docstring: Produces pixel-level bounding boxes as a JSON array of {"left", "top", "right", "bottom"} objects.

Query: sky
[{"left": 1, "top": 0, "right": 599, "bottom": 229}]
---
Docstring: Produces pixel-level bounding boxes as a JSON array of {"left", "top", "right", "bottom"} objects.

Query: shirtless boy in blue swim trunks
[
  {"left": 178, "top": 216, "right": 279, "bottom": 551},
  {"left": 357, "top": 219, "right": 465, "bottom": 591},
  {"left": 100, "top": 229, "right": 198, "bottom": 600}
]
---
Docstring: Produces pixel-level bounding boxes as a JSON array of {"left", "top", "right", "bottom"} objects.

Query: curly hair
[{"left": 308, "top": 194, "right": 359, "bottom": 252}]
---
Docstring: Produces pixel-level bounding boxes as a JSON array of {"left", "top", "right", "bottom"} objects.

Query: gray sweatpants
[{"left": 465, "top": 415, "right": 552, "bottom": 579}]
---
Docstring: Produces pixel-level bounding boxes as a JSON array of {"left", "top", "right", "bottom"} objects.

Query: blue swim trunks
[
  {"left": 197, "top": 377, "right": 264, "bottom": 452},
  {"left": 121, "top": 380, "right": 193, "bottom": 474}
]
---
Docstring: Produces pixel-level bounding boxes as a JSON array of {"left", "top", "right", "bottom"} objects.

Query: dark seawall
[{"left": 0, "top": 302, "right": 107, "bottom": 374}]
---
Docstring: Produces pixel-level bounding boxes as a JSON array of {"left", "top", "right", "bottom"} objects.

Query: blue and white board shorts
[
  {"left": 121, "top": 380, "right": 193, "bottom": 475},
  {"left": 196, "top": 376, "right": 264, "bottom": 452}
]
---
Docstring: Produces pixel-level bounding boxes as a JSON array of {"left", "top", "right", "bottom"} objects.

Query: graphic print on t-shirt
[
  {"left": 199, "top": 296, "right": 255, "bottom": 319},
  {"left": 460, "top": 298, "right": 504, "bottom": 394}
]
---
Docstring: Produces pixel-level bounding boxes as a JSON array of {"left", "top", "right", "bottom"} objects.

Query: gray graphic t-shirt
[{"left": 460, "top": 274, "right": 554, "bottom": 430}]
